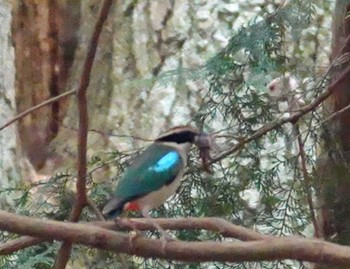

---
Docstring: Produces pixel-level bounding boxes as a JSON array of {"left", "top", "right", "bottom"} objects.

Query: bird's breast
[{"left": 135, "top": 171, "right": 184, "bottom": 210}]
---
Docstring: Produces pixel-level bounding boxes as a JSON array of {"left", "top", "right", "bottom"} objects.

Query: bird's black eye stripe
[{"left": 156, "top": 131, "right": 196, "bottom": 144}]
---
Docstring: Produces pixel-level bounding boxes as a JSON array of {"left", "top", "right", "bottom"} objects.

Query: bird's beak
[
  {"left": 195, "top": 132, "right": 213, "bottom": 174},
  {"left": 194, "top": 132, "right": 210, "bottom": 147}
]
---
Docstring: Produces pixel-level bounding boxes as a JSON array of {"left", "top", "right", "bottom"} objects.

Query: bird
[{"left": 102, "top": 125, "right": 205, "bottom": 238}]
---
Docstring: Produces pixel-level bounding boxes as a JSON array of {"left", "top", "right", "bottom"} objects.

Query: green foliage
[
  {"left": 150, "top": 1, "right": 331, "bottom": 268},
  {"left": 0, "top": 242, "right": 58, "bottom": 269}
]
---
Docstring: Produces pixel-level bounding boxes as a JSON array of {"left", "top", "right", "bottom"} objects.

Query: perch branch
[
  {"left": 97, "top": 217, "right": 267, "bottom": 241},
  {"left": 1, "top": 211, "right": 350, "bottom": 266},
  {"left": 0, "top": 217, "right": 265, "bottom": 255}
]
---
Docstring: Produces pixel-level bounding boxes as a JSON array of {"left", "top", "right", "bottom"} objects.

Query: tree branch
[
  {"left": 1, "top": 211, "right": 350, "bottom": 266},
  {"left": 0, "top": 217, "right": 265, "bottom": 255},
  {"left": 210, "top": 32, "right": 350, "bottom": 164},
  {"left": 211, "top": 60, "right": 350, "bottom": 164},
  {"left": 0, "top": 89, "right": 76, "bottom": 131},
  {"left": 97, "top": 217, "right": 267, "bottom": 241},
  {"left": 0, "top": 236, "right": 46, "bottom": 256},
  {"left": 53, "top": 0, "right": 114, "bottom": 268},
  {"left": 295, "top": 124, "right": 321, "bottom": 238}
]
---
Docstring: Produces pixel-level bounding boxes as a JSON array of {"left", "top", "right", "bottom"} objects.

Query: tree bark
[
  {"left": 0, "top": 0, "right": 20, "bottom": 208},
  {"left": 12, "top": 0, "right": 80, "bottom": 171},
  {"left": 316, "top": 3, "right": 350, "bottom": 269}
]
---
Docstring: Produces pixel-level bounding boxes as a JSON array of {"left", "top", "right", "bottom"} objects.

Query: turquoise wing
[{"left": 114, "top": 143, "right": 183, "bottom": 201}]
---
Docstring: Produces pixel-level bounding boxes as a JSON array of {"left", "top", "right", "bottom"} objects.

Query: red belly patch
[{"left": 124, "top": 201, "right": 140, "bottom": 211}]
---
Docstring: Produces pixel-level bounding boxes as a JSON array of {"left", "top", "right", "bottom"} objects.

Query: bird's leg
[
  {"left": 141, "top": 207, "right": 172, "bottom": 240},
  {"left": 115, "top": 217, "right": 143, "bottom": 248},
  {"left": 141, "top": 207, "right": 174, "bottom": 253},
  {"left": 127, "top": 218, "right": 144, "bottom": 236}
]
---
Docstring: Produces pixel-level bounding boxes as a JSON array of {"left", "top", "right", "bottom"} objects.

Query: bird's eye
[{"left": 269, "top": 85, "right": 275, "bottom": 91}]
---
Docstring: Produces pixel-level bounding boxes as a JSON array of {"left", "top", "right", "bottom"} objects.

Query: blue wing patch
[{"left": 149, "top": 151, "right": 180, "bottom": 173}]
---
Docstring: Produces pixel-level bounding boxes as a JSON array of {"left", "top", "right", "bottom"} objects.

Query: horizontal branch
[
  {"left": 1, "top": 210, "right": 350, "bottom": 265},
  {"left": 96, "top": 217, "right": 267, "bottom": 241},
  {"left": 0, "top": 217, "right": 266, "bottom": 255}
]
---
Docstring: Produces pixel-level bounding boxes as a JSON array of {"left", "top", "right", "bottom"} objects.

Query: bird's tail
[{"left": 102, "top": 197, "right": 124, "bottom": 218}]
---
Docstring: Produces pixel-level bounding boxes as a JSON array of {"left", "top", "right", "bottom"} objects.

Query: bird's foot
[
  {"left": 115, "top": 217, "right": 142, "bottom": 234},
  {"left": 114, "top": 218, "right": 144, "bottom": 248},
  {"left": 160, "top": 231, "right": 175, "bottom": 242},
  {"left": 128, "top": 229, "right": 144, "bottom": 248},
  {"left": 159, "top": 230, "right": 176, "bottom": 254},
  {"left": 125, "top": 218, "right": 144, "bottom": 248},
  {"left": 140, "top": 207, "right": 176, "bottom": 253}
]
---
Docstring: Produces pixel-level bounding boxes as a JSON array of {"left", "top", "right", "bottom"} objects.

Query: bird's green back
[{"left": 114, "top": 143, "right": 183, "bottom": 201}]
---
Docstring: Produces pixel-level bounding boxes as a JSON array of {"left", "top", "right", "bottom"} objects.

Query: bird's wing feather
[{"left": 114, "top": 143, "right": 183, "bottom": 201}]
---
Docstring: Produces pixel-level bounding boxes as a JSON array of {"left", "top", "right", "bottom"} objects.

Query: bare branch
[
  {"left": 1, "top": 211, "right": 350, "bottom": 266},
  {"left": 0, "top": 217, "right": 264, "bottom": 255},
  {"left": 53, "top": 0, "right": 114, "bottom": 268},
  {"left": 294, "top": 125, "right": 322, "bottom": 238},
  {"left": 0, "top": 89, "right": 75, "bottom": 131},
  {"left": 0, "top": 236, "right": 46, "bottom": 256},
  {"left": 87, "top": 199, "right": 105, "bottom": 221},
  {"left": 97, "top": 217, "right": 267, "bottom": 241}
]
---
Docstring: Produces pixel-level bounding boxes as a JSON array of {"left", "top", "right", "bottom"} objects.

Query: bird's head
[
  {"left": 155, "top": 125, "right": 200, "bottom": 144},
  {"left": 156, "top": 125, "right": 212, "bottom": 172}
]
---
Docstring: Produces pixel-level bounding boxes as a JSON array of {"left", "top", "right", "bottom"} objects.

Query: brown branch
[
  {"left": 61, "top": 124, "right": 153, "bottom": 141},
  {"left": 294, "top": 125, "right": 321, "bottom": 238},
  {"left": 96, "top": 217, "right": 267, "bottom": 241},
  {"left": 0, "top": 236, "right": 46, "bottom": 256},
  {"left": 1, "top": 211, "right": 350, "bottom": 265},
  {"left": 53, "top": 0, "right": 114, "bottom": 268},
  {"left": 0, "top": 89, "right": 75, "bottom": 132},
  {"left": 87, "top": 198, "right": 105, "bottom": 221},
  {"left": 0, "top": 217, "right": 265, "bottom": 255},
  {"left": 210, "top": 32, "right": 350, "bottom": 165},
  {"left": 320, "top": 102, "right": 350, "bottom": 125},
  {"left": 211, "top": 63, "right": 350, "bottom": 164}
]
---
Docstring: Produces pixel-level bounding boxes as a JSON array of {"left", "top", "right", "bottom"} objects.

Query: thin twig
[
  {"left": 210, "top": 32, "right": 350, "bottom": 164},
  {"left": 319, "top": 102, "right": 350, "bottom": 127},
  {"left": 87, "top": 198, "right": 105, "bottom": 221},
  {"left": 210, "top": 58, "right": 350, "bottom": 164},
  {"left": 0, "top": 236, "right": 46, "bottom": 255},
  {"left": 61, "top": 124, "right": 153, "bottom": 141},
  {"left": 53, "top": 1, "right": 114, "bottom": 268},
  {"left": 294, "top": 125, "right": 321, "bottom": 238},
  {"left": 0, "top": 89, "right": 76, "bottom": 131}
]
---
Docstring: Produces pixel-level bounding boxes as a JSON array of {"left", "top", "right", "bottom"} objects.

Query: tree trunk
[
  {"left": 12, "top": 0, "right": 80, "bottom": 172},
  {"left": 0, "top": 0, "right": 20, "bottom": 208},
  {"left": 316, "top": 1, "right": 350, "bottom": 269}
]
